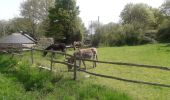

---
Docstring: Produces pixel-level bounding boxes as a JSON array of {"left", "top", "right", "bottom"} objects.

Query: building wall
[
  {"left": 0, "top": 43, "right": 35, "bottom": 51},
  {"left": 22, "top": 44, "right": 36, "bottom": 48},
  {"left": 0, "top": 43, "right": 22, "bottom": 51}
]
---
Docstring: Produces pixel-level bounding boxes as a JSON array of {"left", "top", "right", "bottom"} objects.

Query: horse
[
  {"left": 67, "top": 47, "right": 98, "bottom": 70},
  {"left": 73, "top": 41, "right": 83, "bottom": 50},
  {"left": 43, "top": 43, "right": 66, "bottom": 57}
]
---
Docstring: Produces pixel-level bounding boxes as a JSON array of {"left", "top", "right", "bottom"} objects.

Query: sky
[{"left": 0, "top": 0, "right": 164, "bottom": 27}]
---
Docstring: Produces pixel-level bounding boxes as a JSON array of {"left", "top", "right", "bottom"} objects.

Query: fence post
[
  {"left": 73, "top": 56, "right": 77, "bottom": 80},
  {"left": 31, "top": 47, "right": 34, "bottom": 64},
  {"left": 50, "top": 52, "right": 54, "bottom": 72}
]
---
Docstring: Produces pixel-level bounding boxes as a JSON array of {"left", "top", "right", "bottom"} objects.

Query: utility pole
[
  {"left": 91, "top": 21, "right": 93, "bottom": 41},
  {"left": 98, "top": 16, "right": 100, "bottom": 25}
]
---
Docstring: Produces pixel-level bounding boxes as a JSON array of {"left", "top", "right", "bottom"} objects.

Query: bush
[
  {"left": 0, "top": 55, "right": 18, "bottom": 72},
  {"left": 16, "top": 63, "right": 63, "bottom": 91},
  {"left": 157, "top": 27, "right": 170, "bottom": 42},
  {"left": 139, "top": 35, "right": 157, "bottom": 44},
  {"left": 0, "top": 55, "right": 62, "bottom": 92}
]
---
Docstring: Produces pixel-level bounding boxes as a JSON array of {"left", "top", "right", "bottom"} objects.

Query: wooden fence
[{"left": 11, "top": 47, "right": 170, "bottom": 88}]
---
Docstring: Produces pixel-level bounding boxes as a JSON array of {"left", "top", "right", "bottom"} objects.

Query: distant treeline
[
  {"left": 0, "top": 0, "right": 170, "bottom": 46},
  {"left": 91, "top": 1, "right": 170, "bottom": 46}
]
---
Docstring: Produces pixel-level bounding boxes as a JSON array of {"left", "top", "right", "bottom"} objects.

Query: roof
[
  {"left": 0, "top": 33, "right": 35, "bottom": 44},
  {"left": 22, "top": 34, "right": 37, "bottom": 43}
]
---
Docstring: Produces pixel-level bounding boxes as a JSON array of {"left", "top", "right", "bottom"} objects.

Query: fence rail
[
  {"left": 78, "top": 58, "right": 170, "bottom": 71},
  {"left": 78, "top": 69, "right": 170, "bottom": 88},
  {"left": 10, "top": 47, "right": 170, "bottom": 88}
]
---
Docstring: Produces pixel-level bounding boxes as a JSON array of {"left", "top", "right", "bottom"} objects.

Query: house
[{"left": 0, "top": 33, "right": 36, "bottom": 51}]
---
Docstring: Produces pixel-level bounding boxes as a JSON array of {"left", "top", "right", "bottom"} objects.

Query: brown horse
[
  {"left": 67, "top": 47, "right": 98, "bottom": 70},
  {"left": 73, "top": 41, "right": 83, "bottom": 50}
]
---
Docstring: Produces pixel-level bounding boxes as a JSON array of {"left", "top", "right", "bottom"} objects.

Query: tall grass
[{"left": 0, "top": 54, "right": 132, "bottom": 100}]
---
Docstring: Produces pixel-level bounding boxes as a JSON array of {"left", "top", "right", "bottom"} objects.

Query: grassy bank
[
  {"left": 0, "top": 55, "right": 132, "bottom": 100},
  {"left": 1, "top": 43, "right": 170, "bottom": 100}
]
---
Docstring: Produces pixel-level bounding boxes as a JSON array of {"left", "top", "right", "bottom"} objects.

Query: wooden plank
[
  {"left": 52, "top": 60, "right": 74, "bottom": 66},
  {"left": 39, "top": 66, "right": 51, "bottom": 71},
  {"left": 31, "top": 48, "right": 34, "bottom": 64},
  {"left": 78, "top": 69, "right": 170, "bottom": 88},
  {"left": 78, "top": 58, "right": 170, "bottom": 71},
  {"left": 32, "top": 48, "right": 73, "bottom": 57},
  {"left": 50, "top": 53, "right": 53, "bottom": 72},
  {"left": 74, "top": 57, "right": 77, "bottom": 80}
]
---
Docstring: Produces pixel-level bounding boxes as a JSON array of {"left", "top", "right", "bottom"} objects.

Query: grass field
[
  {"left": 86, "top": 43, "right": 170, "bottom": 100},
  {"left": 1, "top": 43, "right": 170, "bottom": 100}
]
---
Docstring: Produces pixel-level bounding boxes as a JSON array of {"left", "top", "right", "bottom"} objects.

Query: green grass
[
  {"left": 0, "top": 54, "right": 132, "bottom": 100},
  {"left": 85, "top": 43, "right": 170, "bottom": 100},
  {"left": 1, "top": 43, "right": 170, "bottom": 100}
]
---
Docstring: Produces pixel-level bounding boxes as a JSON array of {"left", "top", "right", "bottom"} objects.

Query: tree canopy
[
  {"left": 46, "top": 0, "right": 84, "bottom": 44},
  {"left": 120, "top": 3, "right": 156, "bottom": 30}
]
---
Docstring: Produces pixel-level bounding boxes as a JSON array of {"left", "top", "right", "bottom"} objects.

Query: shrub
[
  {"left": 0, "top": 55, "right": 17, "bottom": 72},
  {"left": 16, "top": 63, "right": 63, "bottom": 91},
  {"left": 157, "top": 27, "right": 170, "bottom": 42},
  {"left": 0, "top": 55, "right": 62, "bottom": 92}
]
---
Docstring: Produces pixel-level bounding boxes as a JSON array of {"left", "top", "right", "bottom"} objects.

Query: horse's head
[{"left": 73, "top": 41, "right": 82, "bottom": 50}]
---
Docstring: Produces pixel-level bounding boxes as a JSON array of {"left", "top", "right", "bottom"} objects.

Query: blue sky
[{"left": 0, "top": 0, "right": 164, "bottom": 27}]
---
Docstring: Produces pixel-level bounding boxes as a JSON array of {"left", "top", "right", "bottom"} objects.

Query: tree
[
  {"left": 8, "top": 18, "right": 32, "bottom": 33},
  {"left": 161, "top": 0, "right": 170, "bottom": 16},
  {"left": 47, "top": 0, "right": 84, "bottom": 44},
  {"left": 20, "top": 0, "right": 55, "bottom": 38},
  {"left": 0, "top": 20, "right": 9, "bottom": 36},
  {"left": 156, "top": 0, "right": 170, "bottom": 42},
  {"left": 120, "top": 3, "right": 156, "bottom": 30}
]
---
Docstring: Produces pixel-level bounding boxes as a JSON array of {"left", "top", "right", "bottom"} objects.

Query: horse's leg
[
  {"left": 78, "top": 59, "right": 81, "bottom": 68},
  {"left": 92, "top": 55, "right": 95, "bottom": 68},
  {"left": 95, "top": 54, "right": 97, "bottom": 67},
  {"left": 96, "top": 54, "right": 98, "bottom": 61}
]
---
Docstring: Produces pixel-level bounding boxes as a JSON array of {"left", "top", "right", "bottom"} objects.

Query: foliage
[
  {"left": 15, "top": 64, "right": 61, "bottom": 91},
  {"left": 120, "top": 3, "right": 156, "bottom": 30},
  {"left": 0, "top": 20, "right": 10, "bottom": 36},
  {"left": 0, "top": 54, "right": 132, "bottom": 100},
  {"left": 90, "top": 3, "right": 164, "bottom": 46},
  {"left": 47, "top": 0, "right": 85, "bottom": 44},
  {"left": 157, "top": 25, "right": 170, "bottom": 42},
  {"left": 0, "top": 55, "right": 62, "bottom": 92},
  {"left": 92, "top": 23, "right": 155, "bottom": 46},
  {"left": 160, "top": 0, "right": 170, "bottom": 16},
  {"left": 156, "top": 0, "right": 170, "bottom": 42},
  {"left": 20, "top": 0, "right": 55, "bottom": 38}
]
